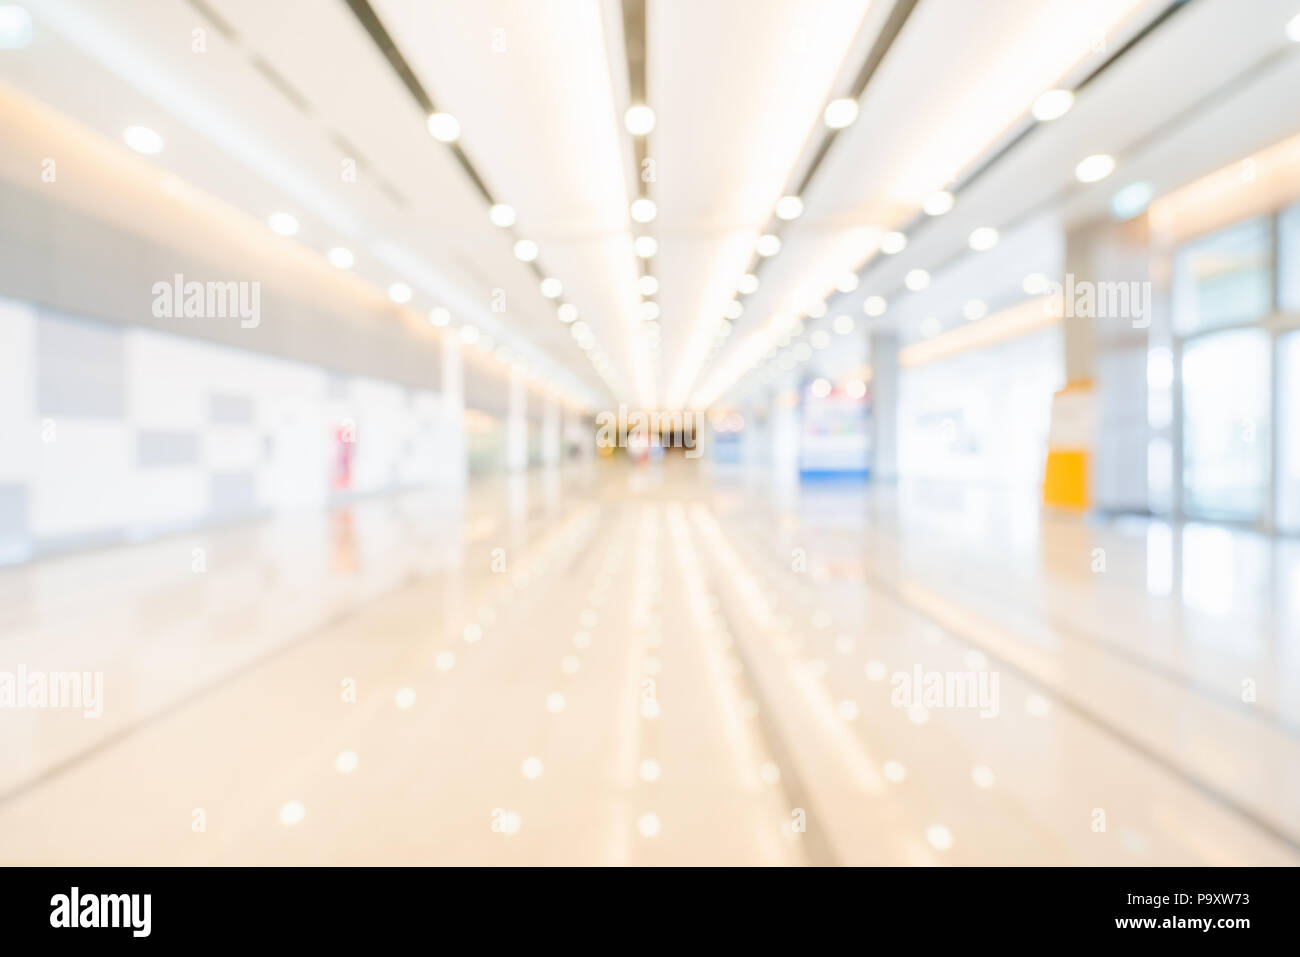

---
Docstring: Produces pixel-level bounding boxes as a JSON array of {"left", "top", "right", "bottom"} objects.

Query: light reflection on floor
[{"left": 0, "top": 459, "right": 1297, "bottom": 865}]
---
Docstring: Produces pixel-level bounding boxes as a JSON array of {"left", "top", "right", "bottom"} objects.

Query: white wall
[
  {"left": 898, "top": 327, "right": 1064, "bottom": 486},
  {"left": 0, "top": 296, "right": 455, "bottom": 564}
]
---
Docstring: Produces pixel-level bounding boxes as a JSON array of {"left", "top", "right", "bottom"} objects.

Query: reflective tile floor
[{"left": 1, "top": 460, "right": 1298, "bottom": 865}]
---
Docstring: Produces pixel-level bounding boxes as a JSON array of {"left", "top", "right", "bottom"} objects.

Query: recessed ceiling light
[
  {"left": 122, "top": 125, "right": 164, "bottom": 155},
  {"left": 1022, "top": 272, "right": 1049, "bottom": 295},
  {"left": 459, "top": 324, "right": 479, "bottom": 344},
  {"left": 268, "top": 211, "right": 299, "bottom": 236},
  {"left": 1110, "top": 180, "right": 1155, "bottom": 221},
  {"left": 571, "top": 321, "right": 590, "bottom": 339},
  {"left": 775, "top": 195, "right": 804, "bottom": 220},
  {"left": 836, "top": 272, "right": 860, "bottom": 293},
  {"left": 807, "top": 301, "right": 828, "bottom": 319},
  {"left": 922, "top": 190, "right": 954, "bottom": 216},
  {"left": 756, "top": 234, "right": 781, "bottom": 257},
  {"left": 630, "top": 198, "right": 657, "bottom": 223},
  {"left": 1075, "top": 153, "right": 1116, "bottom": 183},
  {"left": 0, "top": 5, "right": 35, "bottom": 49},
  {"left": 962, "top": 299, "right": 988, "bottom": 321},
  {"left": 737, "top": 273, "right": 759, "bottom": 295},
  {"left": 823, "top": 98, "right": 859, "bottom": 129},
  {"left": 513, "top": 239, "right": 538, "bottom": 262},
  {"left": 968, "top": 226, "right": 999, "bottom": 251},
  {"left": 388, "top": 282, "right": 411, "bottom": 303},
  {"left": 624, "top": 104, "right": 656, "bottom": 135},
  {"left": 926, "top": 824, "right": 954, "bottom": 851},
  {"left": 1289, "top": 12, "right": 1300, "bottom": 41},
  {"left": 426, "top": 112, "right": 460, "bottom": 142},
  {"left": 904, "top": 268, "right": 931, "bottom": 291},
  {"left": 880, "top": 231, "right": 907, "bottom": 255},
  {"left": 1032, "top": 88, "right": 1074, "bottom": 122},
  {"left": 847, "top": 380, "right": 867, "bottom": 399},
  {"left": 862, "top": 295, "right": 887, "bottom": 317},
  {"left": 634, "top": 236, "right": 658, "bottom": 258},
  {"left": 489, "top": 203, "right": 516, "bottom": 227},
  {"left": 429, "top": 306, "right": 450, "bottom": 326},
  {"left": 724, "top": 300, "right": 743, "bottom": 320},
  {"left": 638, "top": 275, "right": 659, "bottom": 296},
  {"left": 540, "top": 277, "right": 563, "bottom": 298},
  {"left": 640, "top": 301, "right": 660, "bottom": 321},
  {"left": 326, "top": 246, "right": 353, "bottom": 269},
  {"left": 810, "top": 378, "right": 832, "bottom": 397},
  {"left": 833, "top": 314, "right": 855, "bottom": 335},
  {"left": 557, "top": 303, "right": 578, "bottom": 323}
]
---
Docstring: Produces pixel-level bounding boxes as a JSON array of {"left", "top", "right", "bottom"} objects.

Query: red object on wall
[{"left": 333, "top": 423, "right": 355, "bottom": 490}]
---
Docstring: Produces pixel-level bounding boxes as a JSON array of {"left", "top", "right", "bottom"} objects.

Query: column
[
  {"left": 506, "top": 363, "right": 528, "bottom": 472},
  {"left": 869, "top": 330, "right": 899, "bottom": 483},
  {"left": 440, "top": 332, "right": 466, "bottom": 487},
  {"left": 1060, "top": 216, "right": 1151, "bottom": 513},
  {"left": 541, "top": 391, "right": 561, "bottom": 468}
]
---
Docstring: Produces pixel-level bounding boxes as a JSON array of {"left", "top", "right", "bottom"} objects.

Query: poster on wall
[{"left": 799, "top": 381, "right": 871, "bottom": 479}]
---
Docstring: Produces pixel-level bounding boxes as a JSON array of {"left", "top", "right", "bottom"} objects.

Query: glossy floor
[{"left": 1, "top": 460, "right": 1297, "bottom": 865}]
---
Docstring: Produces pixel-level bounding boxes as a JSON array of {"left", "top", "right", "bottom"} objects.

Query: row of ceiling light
[
  {"left": 424, "top": 106, "right": 626, "bottom": 397},
  {"left": 624, "top": 103, "right": 662, "bottom": 404},
  {"left": 119, "top": 114, "right": 601, "bottom": 404},
  {"left": 705, "top": 71, "right": 1144, "bottom": 405}
]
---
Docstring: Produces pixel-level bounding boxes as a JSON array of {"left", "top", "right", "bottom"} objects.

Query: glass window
[
  {"left": 1280, "top": 202, "right": 1300, "bottom": 314},
  {"left": 1279, "top": 331, "right": 1300, "bottom": 532},
  {"left": 1181, "top": 329, "right": 1270, "bottom": 521},
  {"left": 1172, "top": 217, "right": 1273, "bottom": 336}
]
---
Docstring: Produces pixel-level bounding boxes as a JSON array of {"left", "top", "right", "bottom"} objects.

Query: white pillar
[
  {"left": 541, "top": 392, "right": 561, "bottom": 468},
  {"left": 770, "top": 374, "right": 800, "bottom": 484},
  {"left": 506, "top": 364, "right": 528, "bottom": 472},
  {"left": 564, "top": 408, "right": 592, "bottom": 464},
  {"left": 1064, "top": 216, "right": 1151, "bottom": 512},
  {"left": 869, "top": 331, "right": 899, "bottom": 482},
  {"left": 441, "top": 333, "right": 466, "bottom": 486}
]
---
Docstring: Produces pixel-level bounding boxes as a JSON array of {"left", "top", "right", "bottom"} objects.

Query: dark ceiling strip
[
  {"left": 793, "top": 0, "right": 921, "bottom": 197},
  {"left": 445, "top": 143, "right": 496, "bottom": 205},
  {"left": 954, "top": 0, "right": 1195, "bottom": 200},
  {"left": 341, "top": 0, "right": 498, "bottom": 206},
  {"left": 184, "top": 0, "right": 238, "bottom": 44},
  {"left": 330, "top": 132, "right": 371, "bottom": 171},
  {"left": 845, "top": 0, "right": 1199, "bottom": 304},
  {"left": 622, "top": 0, "right": 650, "bottom": 202},
  {"left": 1073, "top": 0, "right": 1194, "bottom": 95},
  {"left": 340, "top": 0, "right": 596, "bottom": 378},
  {"left": 341, "top": 0, "right": 433, "bottom": 113},
  {"left": 623, "top": 0, "right": 647, "bottom": 103},
  {"left": 748, "top": 0, "right": 920, "bottom": 291},
  {"left": 906, "top": 37, "right": 1298, "bottom": 318},
  {"left": 250, "top": 55, "right": 313, "bottom": 115}
]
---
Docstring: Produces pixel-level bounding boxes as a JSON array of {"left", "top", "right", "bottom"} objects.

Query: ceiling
[{"left": 3, "top": 0, "right": 1300, "bottom": 411}]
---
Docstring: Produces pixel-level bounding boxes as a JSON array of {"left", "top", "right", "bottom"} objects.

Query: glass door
[
  {"left": 1180, "top": 329, "right": 1270, "bottom": 522},
  {"left": 1279, "top": 330, "right": 1300, "bottom": 532}
]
